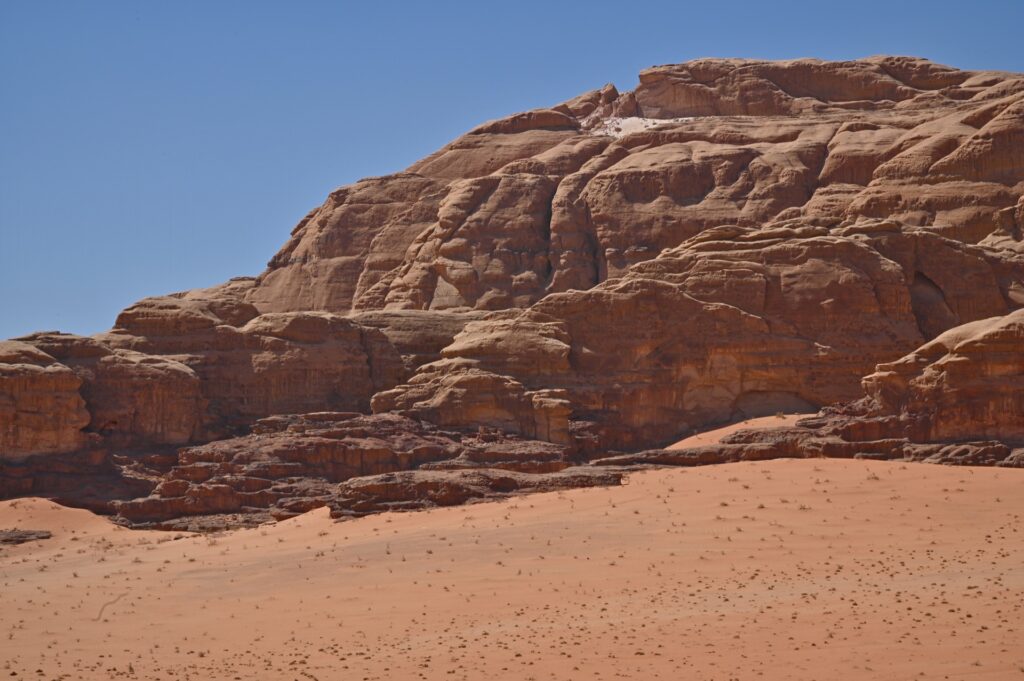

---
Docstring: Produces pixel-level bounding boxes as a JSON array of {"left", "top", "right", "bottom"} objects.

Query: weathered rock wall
[{"left": 2, "top": 58, "right": 1023, "bottom": 513}]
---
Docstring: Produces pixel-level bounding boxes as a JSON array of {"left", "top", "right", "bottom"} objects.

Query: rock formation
[
  {"left": 2, "top": 56, "right": 1023, "bottom": 525},
  {"left": 600, "top": 308, "right": 1024, "bottom": 469},
  {"left": 0, "top": 528, "right": 52, "bottom": 545},
  {"left": 0, "top": 341, "right": 90, "bottom": 457},
  {"left": 110, "top": 412, "right": 609, "bottom": 529},
  {"left": 377, "top": 222, "right": 1023, "bottom": 450}
]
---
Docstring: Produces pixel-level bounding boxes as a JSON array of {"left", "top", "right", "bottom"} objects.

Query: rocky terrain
[{"left": 2, "top": 56, "right": 1023, "bottom": 526}]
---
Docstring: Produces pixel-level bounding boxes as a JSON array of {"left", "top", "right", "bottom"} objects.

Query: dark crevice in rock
[{"left": 909, "top": 271, "right": 958, "bottom": 339}]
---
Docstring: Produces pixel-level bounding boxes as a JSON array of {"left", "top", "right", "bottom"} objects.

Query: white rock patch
[{"left": 589, "top": 116, "right": 696, "bottom": 138}]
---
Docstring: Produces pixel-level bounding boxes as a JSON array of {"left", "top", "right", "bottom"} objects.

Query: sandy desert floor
[{"left": 1, "top": 456, "right": 1022, "bottom": 680}]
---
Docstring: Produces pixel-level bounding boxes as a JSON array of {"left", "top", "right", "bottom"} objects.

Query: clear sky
[{"left": 2, "top": 0, "right": 1022, "bottom": 339}]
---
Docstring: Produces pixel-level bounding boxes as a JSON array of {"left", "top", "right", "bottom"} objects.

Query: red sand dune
[
  {"left": 2, "top": 459, "right": 1022, "bottom": 680},
  {"left": 667, "top": 413, "right": 810, "bottom": 449}
]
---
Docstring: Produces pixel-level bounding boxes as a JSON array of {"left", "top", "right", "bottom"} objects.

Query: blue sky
[{"left": 2, "top": 0, "right": 1022, "bottom": 339}]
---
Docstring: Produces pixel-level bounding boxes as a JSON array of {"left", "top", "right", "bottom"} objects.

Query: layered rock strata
[
  {"left": 109, "top": 412, "right": 608, "bottom": 529},
  {"left": 377, "top": 220, "right": 1024, "bottom": 450},
  {"left": 598, "top": 308, "right": 1024, "bottom": 469},
  {"left": 2, "top": 57, "right": 1024, "bottom": 524}
]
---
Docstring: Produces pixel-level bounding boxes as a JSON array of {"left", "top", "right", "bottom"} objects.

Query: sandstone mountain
[{"left": 2, "top": 56, "right": 1023, "bottom": 526}]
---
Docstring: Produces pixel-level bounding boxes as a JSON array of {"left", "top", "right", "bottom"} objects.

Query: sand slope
[
  {"left": 2, "top": 459, "right": 1022, "bottom": 680},
  {"left": 667, "top": 413, "right": 810, "bottom": 449}
]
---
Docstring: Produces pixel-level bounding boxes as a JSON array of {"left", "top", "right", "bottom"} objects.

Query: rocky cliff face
[
  {"left": 0, "top": 341, "right": 89, "bottom": 457},
  {"left": 2, "top": 56, "right": 1023, "bottom": 525},
  {"left": 604, "top": 308, "right": 1024, "bottom": 470},
  {"left": 859, "top": 307, "right": 1024, "bottom": 444},
  {"left": 375, "top": 222, "right": 1022, "bottom": 449}
]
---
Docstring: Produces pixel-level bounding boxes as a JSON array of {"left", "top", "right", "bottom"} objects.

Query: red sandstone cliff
[{"left": 2, "top": 57, "right": 1023, "bottom": 525}]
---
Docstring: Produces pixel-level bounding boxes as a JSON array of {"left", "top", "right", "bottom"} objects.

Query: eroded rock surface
[
  {"left": 601, "top": 309, "right": 1024, "bottom": 469},
  {"left": 381, "top": 221, "right": 1023, "bottom": 449},
  {"left": 251, "top": 57, "right": 1024, "bottom": 316},
  {"left": 0, "top": 341, "right": 90, "bottom": 458},
  {"left": 110, "top": 412, "right": 591, "bottom": 528},
  {"left": 3, "top": 57, "right": 1024, "bottom": 524},
  {"left": 0, "top": 528, "right": 52, "bottom": 545},
  {"left": 328, "top": 467, "right": 623, "bottom": 517}
]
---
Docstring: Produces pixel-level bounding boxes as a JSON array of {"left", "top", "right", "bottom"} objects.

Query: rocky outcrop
[
  {"left": 860, "top": 308, "right": 1024, "bottom": 443},
  {"left": 110, "top": 412, "right": 574, "bottom": 527},
  {"left": 379, "top": 220, "right": 1023, "bottom": 449},
  {"left": 328, "top": 466, "right": 623, "bottom": 517},
  {"left": 0, "top": 529, "right": 52, "bottom": 545},
  {"left": 98, "top": 297, "right": 406, "bottom": 431},
  {"left": 246, "top": 56, "right": 1023, "bottom": 452},
  {"left": 118, "top": 465, "right": 623, "bottom": 531},
  {"left": 350, "top": 309, "right": 490, "bottom": 372},
  {"left": 3, "top": 57, "right": 1024, "bottom": 526},
  {"left": 630, "top": 56, "right": 1005, "bottom": 118},
  {"left": 0, "top": 447, "right": 154, "bottom": 509},
  {"left": 601, "top": 309, "right": 1024, "bottom": 468},
  {"left": 244, "top": 58, "right": 1024, "bottom": 318},
  {"left": 0, "top": 341, "right": 90, "bottom": 458},
  {"left": 20, "top": 333, "right": 204, "bottom": 448},
  {"left": 7, "top": 302, "right": 410, "bottom": 449}
]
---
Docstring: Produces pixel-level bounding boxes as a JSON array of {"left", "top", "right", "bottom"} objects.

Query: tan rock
[
  {"left": 862, "top": 308, "right": 1024, "bottom": 443},
  {"left": 631, "top": 57, "right": 997, "bottom": 117},
  {"left": 21, "top": 333, "right": 203, "bottom": 447},
  {"left": 372, "top": 366, "right": 572, "bottom": 444},
  {"left": 99, "top": 306, "right": 405, "bottom": 434},
  {"left": 4, "top": 57, "right": 1024, "bottom": 514},
  {"left": 626, "top": 310, "right": 1024, "bottom": 469},
  {"left": 111, "top": 412, "right": 576, "bottom": 525},
  {"left": 236, "top": 59, "right": 1023, "bottom": 327},
  {"left": 350, "top": 309, "right": 490, "bottom": 372},
  {"left": 382, "top": 221, "right": 1023, "bottom": 449},
  {"left": 0, "top": 342, "right": 89, "bottom": 458}
]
